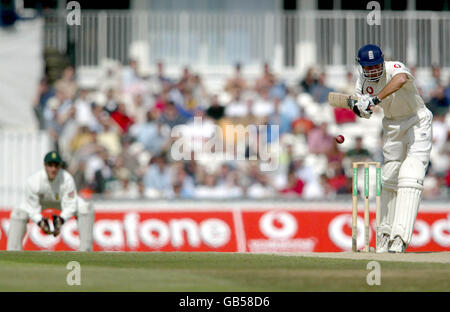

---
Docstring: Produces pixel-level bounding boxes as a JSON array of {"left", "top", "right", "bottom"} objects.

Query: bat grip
[{"left": 346, "top": 96, "right": 355, "bottom": 109}]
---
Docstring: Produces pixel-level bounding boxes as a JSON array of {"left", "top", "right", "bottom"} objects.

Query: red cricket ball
[{"left": 336, "top": 135, "right": 345, "bottom": 144}]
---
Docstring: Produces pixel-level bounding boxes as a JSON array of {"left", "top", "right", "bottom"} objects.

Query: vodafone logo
[
  {"left": 366, "top": 86, "right": 374, "bottom": 94},
  {"left": 92, "top": 213, "right": 232, "bottom": 250},
  {"left": 259, "top": 211, "right": 298, "bottom": 239},
  {"left": 394, "top": 64, "right": 401, "bottom": 68},
  {"left": 431, "top": 215, "right": 450, "bottom": 247},
  {"left": 328, "top": 214, "right": 370, "bottom": 250},
  {"left": 328, "top": 214, "right": 450, "bottom": 250}
]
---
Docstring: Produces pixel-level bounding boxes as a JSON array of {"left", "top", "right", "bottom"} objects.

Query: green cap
[{"left": 44, "top": 151, "right": 62, "bottom": 165}]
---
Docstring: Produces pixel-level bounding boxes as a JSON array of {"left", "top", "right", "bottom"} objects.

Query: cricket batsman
[
  {"left": 349, "top": 44, "right": 433, "bottom": 253},
  {"left": 7, "top": 151, "right": 95, "bottom": 251}
]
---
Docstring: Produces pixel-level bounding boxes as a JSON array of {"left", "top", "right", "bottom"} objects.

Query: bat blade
[{"left": 328, "top": 92, "right": 359, "bottom": 109}]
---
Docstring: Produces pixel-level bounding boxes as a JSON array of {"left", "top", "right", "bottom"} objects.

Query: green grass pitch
[{"left": 0, "top": 251, "right": 448, "bottom": 292}]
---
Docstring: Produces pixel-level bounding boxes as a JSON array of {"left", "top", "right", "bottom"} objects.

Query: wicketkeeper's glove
[
  {"left": 38, "top": 218, "right": 53, "bottom": 235},
  {"left": 52, "top": 215, "right": 65, "bottom": 237}
]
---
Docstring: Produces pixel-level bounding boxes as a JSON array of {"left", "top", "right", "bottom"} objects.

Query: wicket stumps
[{"left": 352, "top": 162, "right": 381, "bottom": 252}]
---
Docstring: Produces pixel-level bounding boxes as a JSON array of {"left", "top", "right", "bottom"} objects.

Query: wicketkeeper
[
  {"left": 350, "top": 44, "right": 433, "bottom": 253},
  {"left": 7, "top": 151, "right": 95, "bottom": 251}
]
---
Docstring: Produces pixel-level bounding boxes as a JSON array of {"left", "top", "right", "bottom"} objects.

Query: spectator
[
  {"left": 99, "top": 62, "right": 121, "bottom": 93},
  {"left": 307, "top": 122, "right": 334, "bottom": 155},
  {"left": 266, "top": 97, "right": 291, "bottom": 143},
  {"left": 128, "top": 93, "right": 153, "bottom": 125},
  {"left": 96, "top": 118, "right": 122, "bottom": 157},
  {"left": 346, "top": 136, "right": 371, "bottom": 162},
  {"left": 428, "top": 85, "right": 448, "bottom": 116},
  {"left": 109, "top": 102, "right": 135, "bottom": 134},
  {"left": 122, "top": 59, "right": 142, "bottom": 90},
  {"left": 58, "top": 104, "right": 79, "bottom": 161},
  {"left": 154, "top": 84, "right": 171, "bottom": 112},
  {"left": 291, "top": 109, "right": 315, "bottom": 135},
  {"left": 156, "top": 61, "right": 172, "bottom": 84},
  {"left": 33, "top": 77, "right": 55, "bottom": 130},
  {"left": 416, "top": 64, "right": 441, "bottom": 101},
  {"left": 224, "top": 91, "right": 248, "bottom": 118},
  {"left": 444, "top": 77, "right": 450, "bottom": 107},
  {"left": 133, "top": 110, "right": 171, "bottom": 155},
  {"left": 177, "top": 89, "right": 198, "bottom": 118},
  {"left": 74, "top": 88, "right": 97, "bottom": 128},
  {"left": 280, "top": 170, "right": 305, "bottom": 197},
  {"left": 194, "top": 172, "right": 229, "bottom": 198},
  {"left": 255, "top": 62, "right": 276, "bottom": 95},
  {"left": 340, "top": 70, "right": 356, "bottom": 95},
  {"left": 69, "top": 126, "right": 96, "bottom": 154},
  {"left": 279, "top": 87, "right": 300, "bottom": 124},
  {"left": 107, "top": 167, "right": 141, "bottom": 199},
  {"left": 44, "top": 94, "right": 66, "bottom": 150},
  {"left": 252, "top": 88, "right": 275, "bottom": 118},
  {"left": 168, "top": 79, "right": 186, "bottom": 108},
  {"left": 179, "top": 66, "right": 194, "bottom": 89},
  {"left": 225, "top": 62, "right": 247, "bottom": 96},
  {"left": 103, "top": 88, "right": 119, "bottom": 113},
  {"left": 191, "top": 74, "right": 209, "bottom": 109},
  {"left": 143, "top": 153, "right": 173, "bottom": 198},
  {"left": 299, "top": 67, "right": 318, "bottom": 94},
  {"left": 171, "top": 163, "right": 195, "bottom": 198},
  {"left": 311, "top": 72, "right": 334, "bottom": 103},
  {"left": 84, "top": 147, "right": 113, "bottom": 193},
  {"left": 89, "top": 102, "right": 108, "bottom": 133},
  {"left": 54, "top": 65, "right": 78, "bottom": 101},
  {"left": 292, "top": 156, "right": 322, "bottom": 199},
  {"left": 206, "top": 95, "right": 225, "bottom": 121},
  {"left": 159, "top": 101, "right": 188, "bottom": 129},
  {"left": 327, "top": 162, "right": 351, "bottom": 194},
  {"left": 149, "top": 61, "right": 172, "bottom": 96}
]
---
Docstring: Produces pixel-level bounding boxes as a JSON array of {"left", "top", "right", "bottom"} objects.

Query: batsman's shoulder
[{"left": 386, "top": 60, "right": 408, "bottom": 72}]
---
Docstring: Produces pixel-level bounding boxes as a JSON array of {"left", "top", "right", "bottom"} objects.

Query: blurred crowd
[{"left": 32, "top": 60, "right": 450, "bottom": 200}]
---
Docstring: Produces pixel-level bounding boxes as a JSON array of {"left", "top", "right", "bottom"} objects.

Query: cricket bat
[{"left": 328, "top": 92, "right": 359, "bottom": 109}]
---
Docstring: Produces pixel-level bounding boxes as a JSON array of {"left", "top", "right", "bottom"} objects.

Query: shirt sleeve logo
[
  {"left": 394, "top": 64, "right": 401, "bottom": 68},
  {"left": 366, "top": 86, "right": 374, "bottom": 94}
]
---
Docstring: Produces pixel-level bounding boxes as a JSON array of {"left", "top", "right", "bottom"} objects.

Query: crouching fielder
[
  {"left": 350, "top": 44, "right": 432, "bottom": 253},
  {"left": 7, "top": 151, "right": 95, "bottom": 251}
]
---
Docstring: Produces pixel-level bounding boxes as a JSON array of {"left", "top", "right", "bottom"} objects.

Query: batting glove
[
  {"left": 352, "top": 95, "right": 373, "bottom": 119},
  {"left": 38, "top": 218, "right": 53, "bottom": 235},
  {"left": 52, "top": 215, "right": 65, "bottom": 237}
]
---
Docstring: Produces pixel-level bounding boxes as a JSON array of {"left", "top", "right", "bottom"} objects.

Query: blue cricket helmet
[
  {"left": 356, "top": 44, "right": 384, "bottom": 66},
  {"left": 356, "top": 44, "right": 384, "bottom": 81}
]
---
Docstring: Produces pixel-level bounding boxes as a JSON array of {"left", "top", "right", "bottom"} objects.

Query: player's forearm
[{"left": 377, "top": 73, "right": 408, "bottom": 100}]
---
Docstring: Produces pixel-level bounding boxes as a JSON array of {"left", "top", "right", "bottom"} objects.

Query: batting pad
[
  {"left": 390, "top": 157, "right": 425, "bottom": 246},
  {"left": 7, "top": 218, "right": 27, "bottom": 251},
  {"left": 390, "top": 187, "right": 421, "bottom": 245},
  {"left": 378, "top": 189, "right": 397, "bottom": 235}
]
